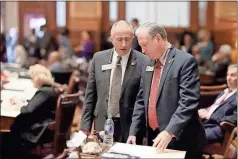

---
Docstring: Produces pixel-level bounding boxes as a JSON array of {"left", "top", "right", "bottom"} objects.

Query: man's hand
[
  {"left": 152, "top": 131, "right": 173, "bottom": 152},
  {"left": 126, "top": 136, "right": 136, "bottom": 145},
  {"left": 198, "top": 108, "right": 211, "bottom": 120}
]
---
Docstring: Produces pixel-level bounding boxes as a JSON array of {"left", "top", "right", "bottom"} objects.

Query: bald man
[
  {"left": 48, "top": 51, "right": 62, "bottom": 72},
  {"left": 80, "top": 20, "right": 148, "bottom": 143}
]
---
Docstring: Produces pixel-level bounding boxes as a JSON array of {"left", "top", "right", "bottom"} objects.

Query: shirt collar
[
  {"left": 158, "top": 43, "right": 171, "bottom": 65},
  {"left": 113, "top": 48, "right": 131, "bottom": 61},
  {"left": 225, "top": 88, "right": 237, "bottom": 94}
]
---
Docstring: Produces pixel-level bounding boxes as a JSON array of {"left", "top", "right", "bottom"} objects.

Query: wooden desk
[{"left": 1, "top": 104, "right": 21, "bottom": 131}]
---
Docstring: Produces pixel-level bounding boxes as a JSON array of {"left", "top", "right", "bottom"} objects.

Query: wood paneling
[
  {"left": 18, "top": 2, "right": 56, "bottom": 44},
  {"left": 66, "top": 2, "right": 104, "bottom": 51},
  {"left": 118, "top": 1, "right": 126, "bottom": 20},
  {"left": 190, "top": 1, "right": 199, "bottom": 31}
]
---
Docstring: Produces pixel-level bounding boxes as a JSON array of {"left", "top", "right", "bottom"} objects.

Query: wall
[
  {"left": 4, "top": 2, "right": 19, "bottom": 33},
  {"left": 18, "top": 1, "right": 56, "bottom": 43},
  {"left": 66, "top": 1, "right": 108, "bottom": 52}
]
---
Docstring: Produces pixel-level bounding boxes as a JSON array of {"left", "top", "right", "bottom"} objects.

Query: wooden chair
[
  {"left": 35, "top": 92, "right": 83, "bottom": 157},
  {"left": 203, "top": 121, "right": 236, "bottom": 156},
  {"left": 200, "top": 73, "right": 215, "bottom": 85},
  {"left": 199, "top": 84, "right": 227, "bottom": 109},
  {"left": 212, "top": 127, "right": 237, "bottom": 159}
]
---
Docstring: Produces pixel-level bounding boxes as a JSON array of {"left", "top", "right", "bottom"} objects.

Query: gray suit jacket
[
  {"left": 129, "top": 47, "right": 206, "bottom": 153},
  {"left": 81, "top": 48, "right": 148, "bottom": 141}
]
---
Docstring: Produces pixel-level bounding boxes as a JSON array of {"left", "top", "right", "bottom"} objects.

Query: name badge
[
  {"left": 146, "top": 66, "right": 154, "bottom": 72},
  {"left": 102, "top": 64, "right": 115, "bottom": 71}
]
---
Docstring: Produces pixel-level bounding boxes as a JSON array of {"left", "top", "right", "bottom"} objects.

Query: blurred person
[
  {"left": 211, "top": 44, "right": 232, "bottom": 82},
  {"left": 1, "top": 64, "right": 60, "bottom": 159},
  {"left": 47, "top": 51, "right": 63, "bottom": 72},
  {"left": 197, "top": 29, "right": 214, "bottom": 62},
  {"left": 57, "top": 27, "right": 74, "bottom": 59},
  {"left": 199, "top": 64, "right": 237, "bottom": 143},
  {"left": 0, "top": 33, "right": 7, "bottom": 62},
  {"left": 24, "top": 28, "right": 38, "bottom": 58},
  {"left": 180, "top": 31, "right": 195, "bottom": 54},
  {"left": 74, "top": 31, "right": 94, "bottom": 61},
  {"left": 14, "top": 45, "right": 27, "bottom": 66},
  {"left": 127, "top": 22, "right": 206, "bottom": 158},
  {"left": 6, "top": 27, "right": 18, "bottom": 62},
  {"left": 80, "top": 20, "right": 148, "bottom": 144},
  {"left": 130, "top": 18, "right": 142, "bottom": 52},
  {"left": 38, "top": 24, "right": 58, "bottom": 59}
]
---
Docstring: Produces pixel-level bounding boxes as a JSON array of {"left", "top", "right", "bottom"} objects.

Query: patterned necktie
[
  {"left": 108, "top": 56, "right": 122, "bottom": 117},
  {"left": 148, "top": 60, "right": 163, "bottom": 130}
]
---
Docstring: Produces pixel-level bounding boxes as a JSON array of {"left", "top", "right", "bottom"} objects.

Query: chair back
[
  {"left": 53, "top": 92, "right": 83, "bottom": 156},
  {"left": 224, "top": 127, "right": 237, "bottom": 159},
  {"left": 200, "top": 73, "right": 215, "bottom": 85},
  {"left": 52, "top": 71, "right": 72, "bottom": 85},
  {"left": 199, "top": 84, "right": 227, "bottom": 108}
]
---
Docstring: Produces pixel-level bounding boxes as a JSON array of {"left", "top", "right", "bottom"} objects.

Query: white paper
[
  {"left": 67, "top": 131, "right": 87, "bottom": 148},
  {"left": 109, "top": 143, "right": 186, "bottom": 158}
]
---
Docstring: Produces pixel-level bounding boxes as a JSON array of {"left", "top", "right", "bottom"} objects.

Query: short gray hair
[
  {"left": 135, "top": 22, "right": 167, "bottom": 39},
  {"left": 110, "top": 20, "right": 134, "bottom": 36},
  {"left": 228, "top": 64, "right": 238, "bottom": 70}
]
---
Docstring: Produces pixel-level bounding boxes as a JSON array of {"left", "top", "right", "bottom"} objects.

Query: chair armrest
[
  {"left": 220, "top": 121, "right": 236, "bottom": 132},
  {"left": 47, "top": 122, "right": 56, "bottom": 131}
]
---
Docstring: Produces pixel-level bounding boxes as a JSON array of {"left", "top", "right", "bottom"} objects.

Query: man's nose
[{"left": 121, "top": 40, "right": 126, "bottom": 47}]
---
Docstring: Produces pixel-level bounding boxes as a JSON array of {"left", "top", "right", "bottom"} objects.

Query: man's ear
[{"left": 156, "top": 33, "right": 161, "bottom": 41}]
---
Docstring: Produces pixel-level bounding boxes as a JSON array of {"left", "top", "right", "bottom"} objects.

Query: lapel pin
[
  {"left": 168, "top": 60, "right": 171, "bottom": 64},
  {"left": 131, "top": 61, "right": 136, "bottom": 66}
]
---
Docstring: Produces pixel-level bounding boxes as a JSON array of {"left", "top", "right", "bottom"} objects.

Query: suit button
[{"left": 106, "top": 99, "right": 108, "bottom": 102}]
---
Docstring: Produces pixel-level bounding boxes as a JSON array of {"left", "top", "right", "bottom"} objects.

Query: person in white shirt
[{"left": 199, "top": 64, "right": 237, "bottom": 143}]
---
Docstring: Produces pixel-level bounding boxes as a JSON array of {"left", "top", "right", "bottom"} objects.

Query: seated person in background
[
  {"left": 198, "top": 64, "right": 237, "bottom": 144},
  {"left": 74, "top": 31, "right": 94, "bottom": 61},
  {"left": 192, "top": 45, "right": 208, "bottom": 73},
  {"left": 211, "top": 44, "right": 232, "bottom": 82},
  {"left": 14, "top": 44, "right": 27, "bottom": 67},
  {"left": 47, "top": 51, "right": 63, "bottom": 72},
  {"left": 1, "top": 64, "right": 60, "bottom": 159}
]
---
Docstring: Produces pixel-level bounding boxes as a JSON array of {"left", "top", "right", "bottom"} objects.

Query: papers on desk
[
  {"left": 3, "top": 78, "right": 34, "bottom": 91},
  {"left": 109, "top": 143, "right": 186, "bottom": 158}
]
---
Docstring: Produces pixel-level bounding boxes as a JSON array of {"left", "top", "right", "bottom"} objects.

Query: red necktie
[
  {"left": 148, "top": 61, "right": 162, "bottom": 130},
  {"left": 207, "top": 90, "right": 231, "bottom": 111}
]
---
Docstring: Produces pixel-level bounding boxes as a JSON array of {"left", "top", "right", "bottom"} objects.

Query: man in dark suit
[
  {"left": 199, "top": 64, "right": 237, "bottom": 144},
  {"left": 131, "top": 18, "right": 142, "bottom": 52},
  {"left": 37, "top": 24, "right": 58, "bottom": 59},
  {"left": 80, "top": 20, "right": 148, "bottom": 143},
  {"left": 127, "top": 22, "right": 206, "bottom": 158}
]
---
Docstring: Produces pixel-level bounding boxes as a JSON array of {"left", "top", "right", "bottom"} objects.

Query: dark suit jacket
[
  {"left": 132, "top": 36, "right": 142, "bottom": 52},
  {"left": 203, "top": 91, "right": 237, "bottom": 143},
  {"left": 10, "top": 85, "right": 58, "bottom": 145},
  {"left": 130, "top": 47, "right": 206, "bottom": 153},
  {"left": 80, "top": 49, "right": 148, "bottom": 142},
  {"left": 38, "top": 31, "right": 58, "bottom": 59}
]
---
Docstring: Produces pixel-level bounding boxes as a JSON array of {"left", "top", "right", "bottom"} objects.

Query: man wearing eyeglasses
[
  {"left": 80, "top": 20, "right": 148, "bottom": 144},
  {"left": 127, "top": 22, "right": 206, "bottom": 158}
]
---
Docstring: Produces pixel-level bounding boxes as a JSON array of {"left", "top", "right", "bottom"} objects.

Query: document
[{"left": 109, "top": 143, "right": 186, "bottom": 158}]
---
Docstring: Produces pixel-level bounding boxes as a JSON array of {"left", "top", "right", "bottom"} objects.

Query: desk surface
[{"left": 68, "top": 142, "right": 186, "bottom": 158}]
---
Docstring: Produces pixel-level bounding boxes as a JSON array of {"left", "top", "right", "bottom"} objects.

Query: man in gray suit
[
  {"left": 80, "top": 20, "right": 148, "bottom": 143},
  {"left": 127, "top": 22, "right": 206, "bottom": 158}
]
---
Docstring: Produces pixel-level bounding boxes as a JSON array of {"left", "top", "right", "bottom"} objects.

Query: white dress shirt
[{"left": 208, "top": 88, "right": 237, "bottom": 116}]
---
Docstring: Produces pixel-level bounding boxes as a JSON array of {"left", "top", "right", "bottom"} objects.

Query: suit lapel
[
  {"left": 144, "top": 60, "right": 155, "bottom": 107},
  {"left": 101, "top": 49, "right": 113, "bottom": 95},
  {"left": 156, "top": 47, "right": 176, "bottom": 101},
  {"left": 120, "top": 50, "right": 137, "bottom": 98},
  {"left": 212, "top": 92, "right": 237, "bottom": 114}
]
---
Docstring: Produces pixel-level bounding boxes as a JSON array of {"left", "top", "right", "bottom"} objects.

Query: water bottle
[{"left": 103, "top": 115, "right": 114, "bottom": 146}]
